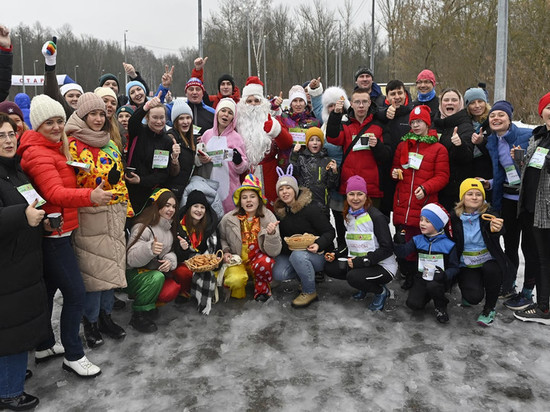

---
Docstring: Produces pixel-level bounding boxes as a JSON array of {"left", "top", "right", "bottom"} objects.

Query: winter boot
[
  {"left": 129, "top": 311, "right": 157, "bottom": 333},
  {"left": 435, "top": 307, "right": 449, "bottom": 324},
  {"left": 291, "top": 292, "right": 319, "bottom": 308},
  {"left": 82, "top": 317, "right": 104, "bottom": 348},
  {"left": 98, "top": 310, "right": 126, "bottom": 340}
]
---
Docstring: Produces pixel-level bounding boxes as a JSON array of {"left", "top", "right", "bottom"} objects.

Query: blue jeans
[
  {"left": 37, "top": 237, "right": 85, "bottom": 361},
  {"left": 0, "top": 352, "right": 27, "bottom": 398},
  {"left": 84, "top": 289, "right": 115, "bottom": 322},
  {"left": 272, "top": 251, "right": 325, "bottom": 294}
]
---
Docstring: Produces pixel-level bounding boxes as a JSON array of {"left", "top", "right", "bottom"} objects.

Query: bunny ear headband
[{"left": 275, "top": 165, "right": 299, "bottom": 195}]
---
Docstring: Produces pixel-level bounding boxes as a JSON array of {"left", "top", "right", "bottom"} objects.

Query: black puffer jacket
[
  {"left": 166, "top": 128, "right": 196, "bottom": 198},
  {"left": 274, "top": 187, "right": 335, "bottom": 255},
  {"left": 290, "top": 147, "right": 337, "bottom": 214},
  {"left": 0, "top": 156, "right": 49, "bottom": 356}
]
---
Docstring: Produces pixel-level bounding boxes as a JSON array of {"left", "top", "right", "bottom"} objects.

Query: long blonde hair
[{"left": 467, "top": 101, "right": 492, "bottom": 124}]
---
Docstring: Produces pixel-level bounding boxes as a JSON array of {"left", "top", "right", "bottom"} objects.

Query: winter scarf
[
  {"left": 417, "top": 89, "right": 436, "bottom": 103},
  {"left": 65, "top": 112, "right": 110, "bottom": 162},
  {"left": 399, "top": 132, "right": 439, "bottom": 166}
]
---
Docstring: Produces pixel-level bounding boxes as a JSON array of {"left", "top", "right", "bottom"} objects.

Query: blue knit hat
[
  {"left": 489, "top": 100, "right": 513, "bottom": 121},
  {"left": 421, "top": 203, "right": 449, "bottom": 232},
  {"left": 464, "top": 88, "right": 487, "bottom": 106},
  {"left": 126, "top": 80, "right": 146, "bottom": 97}
]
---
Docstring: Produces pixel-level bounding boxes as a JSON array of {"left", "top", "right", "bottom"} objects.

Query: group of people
[{"left": 1, "top": 24, "right": 550, "bottom": 411}]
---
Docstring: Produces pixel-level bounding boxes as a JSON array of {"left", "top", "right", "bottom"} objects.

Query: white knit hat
[
  {"left": 216, "top": 98, "right": 236, "bottom": 115},
  {"left": 30, "top": 94, "right": 66, "bottom": 130},
  {"left": 59, "top": 83, "right": 84, "bottom": 96},
  {"left": 94, "top": 86, "right": 117, "bottom": 102},
  {"left": 288, "top": 85, "right": 307, "bottom": 103}
]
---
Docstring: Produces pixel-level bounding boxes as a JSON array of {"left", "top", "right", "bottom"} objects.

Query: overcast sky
[{"left": 4, "top": 0, "right": 377, "bottom": 56}]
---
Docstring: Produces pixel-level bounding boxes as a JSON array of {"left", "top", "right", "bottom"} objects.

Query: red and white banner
[{"left": 11, "top": 75, "right": 68, "bottom": 86}]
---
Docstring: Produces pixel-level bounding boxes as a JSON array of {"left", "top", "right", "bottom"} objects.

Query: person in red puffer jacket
[
  {"left": 391, "top": 105, "right": 449, "bottom": 290},
  {"left": 17, "top": 95, "right": 112, "bottom": 379}
]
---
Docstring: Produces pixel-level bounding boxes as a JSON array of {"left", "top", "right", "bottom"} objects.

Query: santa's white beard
[{"left": 236, "top": 102, "right": 273, "bottom": 166}]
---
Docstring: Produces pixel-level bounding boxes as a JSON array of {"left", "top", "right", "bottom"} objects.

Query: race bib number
[
  {"left": 504, "top": 165, "right": 520, "bottom": 185},
  {"left": 418, "top": 253, "right": 444, "bottom": 272},
  {"left": 528, "top": 147, "right": 549, "bottom": 169},
  {"left": 345, "top": 232, "right": 375, "bottom": 256},
  {"left": 352, "top": 133, "right": 375, "bottom": 151},
  {"left": 463, "top": 249, "right": 492, "bottom": 268},
  {"left": 408, "top": 153, "right": 424, "bottom": 170},
  {"left": 289, "top": 128, "right": 307, "bottom": 145},
  {"left": 152, "top": 150, "right": 169, "bottom": 169},
  {"left": 17, "top": 183, "right": 46, "bottom": 207}
]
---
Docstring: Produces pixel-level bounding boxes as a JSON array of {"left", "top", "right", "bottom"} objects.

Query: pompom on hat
[
  {"left": 409, "top": 105, "right": 432, "bottom": 127},
  {"left": 30, "top": 94, "right": 66, "bottom": 130},
  {"left": 185, "top": 77, "right": 206, "bottom": 93},
  {"left": 346, "top": 175, "right": 367, "bottom": 195},
  {"left": 171, "top": 98, "right": 193, "bottom": 123},
  {"left": 59, "top": 83, "right": 83, "bottom": 97},
  {"left": 416, "top": 69, "right": 436, "bottom": 86},
  {"left": 421, "top": 203, "right": 450, "bottom": 233},
  {"left": 275, "top": 165, "right": 299, "bottom": 197},
  {"left": 538, "top": 92, "right": 550, "bottom": 117},
  {"left": 242, "top": 76, "right": 264, "bottom": 98},
  {"left": 76, "top": 92, "right": 106, "bottom": 119},
  {"left": 459, "top": 178, "right": 486, "bottom": 201},
  {"left": 233, "top": 174, "right": 267, "bottom": 206},
  {"left": 305, "top": 127, "right": 324, "bottom": 146}
]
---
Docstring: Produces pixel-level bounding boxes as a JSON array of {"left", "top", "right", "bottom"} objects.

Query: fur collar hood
[{"left": 273, "top": 187, "right": 312, "bottom": 218}]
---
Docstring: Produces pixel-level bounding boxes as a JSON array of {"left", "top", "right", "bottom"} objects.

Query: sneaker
[
  {"left": 62, "top": 356, "right": 101, "bottom": 378},
  {"left": 0, "top": 392, "right": 39, "bottom": 410},
  {"left": 129, "top": 311, "right": 157, "bottom": 333},
  {"left": 352, "top": 290, "right": 367, "bottom": 300},
  {"left": 98, "top": 310, "right": 126, "bottom": 340},
  {"left": 499, "top": 287, "right": 516, "bottom": 300},
  {"left": 35, "top": 343, "right": 65, "bottom": 364},
  {"left": 82, "top": 317, "right": 104, "bottom": 348},
  {"left": 514, "top": 306, "right": 550, "bottom": 325},
  {"left": 435, "top": 308, "right": 449, "bottom": 323},
  {"left": 477, "top": 309, "right": 496, "bottom": 326},
  {"left": 368, "top": 285, "right": 389, "bottom": 311},
  {"left": 504, "top": 293, "right": 534, "bottom": 311},
  {"left": 291, "top": 292, "right": 318, "bottom": 308}
]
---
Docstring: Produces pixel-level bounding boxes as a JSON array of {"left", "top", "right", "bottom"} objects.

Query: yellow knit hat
[
  {"left": 459, "top": 178, "right": 485, "bottom": 200},
  {"left": 305, "top": 127, "right": 324, "bottom": 147}
]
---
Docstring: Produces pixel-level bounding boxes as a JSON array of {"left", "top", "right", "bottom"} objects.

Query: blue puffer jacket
[{"left": 486, "top": 123, "right": 532, "bottom": 211}]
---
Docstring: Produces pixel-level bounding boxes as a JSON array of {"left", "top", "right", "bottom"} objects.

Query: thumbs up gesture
[
  {"left": 145, "top": 91, "right": 163, "bottom": 111},
  {"left": 386, "top": 104, "right": 396, "bottom": 120},
  {"left": 471, "top": 127, "right": 484, "bottom": 145},
  {"left": 25, "top": 199, "right": 45, "bottom": 227},
  {"left": 152, "top": 236, "right": 163, "bottom": 255},
  {"left": 90, "top": 180, "right": 112, "bottom": 205},
  {"left": 274, "top": 91, "right": 284, "bottom": 107},
  {"left": 450, "top": 126, "right": 462, "bottom": 146}
]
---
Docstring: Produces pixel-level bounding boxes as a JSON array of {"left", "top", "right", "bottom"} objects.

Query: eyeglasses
[
  {"left": 416, "top": 80, "right": 432, "bottom": 85},
  {"left": 0, "top": 132, "right": 16, "bottom": 140},
  {"left": 352, "top": 100, "right": 371, "bottom": 106}
]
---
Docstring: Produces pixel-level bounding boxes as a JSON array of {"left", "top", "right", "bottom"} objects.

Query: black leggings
[
  {"left": 325, "top": 261, "right": 393, "bottom": 295},
  {"left": 533, "top": 228, "right": 550, "bottom": 310},
  {"left": 458, "top": 260, "right": 502, "bottom": 311},
  {"left": 501, "top": 199, "right": 538, "bottom": 291},
  {"left": 406, "top": 275, "right": 448, "bottom": 310}
]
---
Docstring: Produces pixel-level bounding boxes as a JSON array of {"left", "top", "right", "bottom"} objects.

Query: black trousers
[
  {"left": 458, "top": 260, "right": 502, "bottom": 311},
  {"left": 533, "top": 227, "right": 550, "bottom": 311},
  {"left": 406, "top": 275, "right": 448, "bottom": 310},
  {"left": 325, "top": 261, "right": 392, "bottom": 295},
  {"left": 501, "top": 198, "right": 538, "bottom": 292}
]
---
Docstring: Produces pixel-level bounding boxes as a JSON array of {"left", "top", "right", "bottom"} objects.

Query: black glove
[
  {"left": 352, "top": 256, "right": 370, "bottom": 269},
  {"left": 108, "top": 163, "right": 121, "bottom": 186},
  {"left": 433, "top": 266, "right": 446, "bottom": 283},
  {"left": 393, "top": 230, "right": 406, "bottom": 244},
  {"left": 545, "top": 153, "right": 550, "bottom": 174},
  {"left": 232, "top": 148, "right": 243, "bottom": 165}
]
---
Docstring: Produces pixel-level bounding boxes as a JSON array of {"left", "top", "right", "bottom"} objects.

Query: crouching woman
[{"left": 219, "top": 174, "right": 282, "bottom": 301}]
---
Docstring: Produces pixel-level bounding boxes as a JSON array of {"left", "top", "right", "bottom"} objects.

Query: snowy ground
[{"left": 26, "top": 260, "right": 550, "bottom": 412}]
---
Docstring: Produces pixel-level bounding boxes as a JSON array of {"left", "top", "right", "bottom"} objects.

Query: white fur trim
[
  {"left": 289, "top": 90, "right": 307, "bottom": 103},
  {"left": 307, "top": 83, "right": 323, "bottom": 97},
  {"left": 242, "top": 84, "right": 264, "bottom": 98},
  {"left": 266, "top": 116, "right": 281, "bottom": 138}
]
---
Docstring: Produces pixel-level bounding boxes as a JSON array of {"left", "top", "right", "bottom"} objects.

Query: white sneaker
[
  {"left": 35, "top": 343, "right": 65, "bottom": 364},
  {"left": 62, "top": 356, "right": 101, "bottom": 378}
]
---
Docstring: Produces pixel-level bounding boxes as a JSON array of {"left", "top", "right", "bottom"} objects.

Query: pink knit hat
[
  {"left": 346, "top": 175, "right": 367, "bottom": 195},
  {"left": 416, "top": 69, "right": 436, "bottom": 86}
]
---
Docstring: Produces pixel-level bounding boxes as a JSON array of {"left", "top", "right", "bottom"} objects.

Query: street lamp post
[
  {"left": 246, "top": 15, "right": 251, "bottom": 77},
  {"left": 74, "top": 65, "right": 79, "bottom": 83},
  {"left": 33, "top": 60, "right": 38, "bottom": 96},
  {"left": 262, "top": 35, "right": 267, "bottom": 94},
  {"left": 124, "top": 30, "right": 128, "bottom": 91}
]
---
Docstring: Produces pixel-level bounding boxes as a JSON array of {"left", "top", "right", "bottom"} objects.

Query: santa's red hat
[{"left": 242, "top": 76, "right": 264, "bottom": 98}]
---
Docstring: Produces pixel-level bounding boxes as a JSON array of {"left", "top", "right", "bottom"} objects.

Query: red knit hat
[
  {"left": 409, "top": 105, "right": 432, "bottom": 127},
  {"left": 538, "top": 92, "right": 550, "bottom": 117},
  {"left": 416, "top": 69, "right": 436, "bottom": 86}
]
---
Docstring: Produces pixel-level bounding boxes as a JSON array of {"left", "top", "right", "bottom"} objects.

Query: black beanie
[
  {"left": 99, "top": 73, "right": 120, "bottom": 89},
  {"left": 217, "top": 74, "right": 235, "bottom": 92},
  {"left": 185, "top": 190, "right": 209, "bottom": 210}
]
